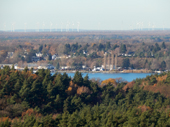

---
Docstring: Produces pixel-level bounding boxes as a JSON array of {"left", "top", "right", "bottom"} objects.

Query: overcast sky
[{"left": 0, "top": 0, "right": 170, "bottom": 31}]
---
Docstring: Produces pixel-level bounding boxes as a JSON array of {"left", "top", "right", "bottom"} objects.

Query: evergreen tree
[
  {"left": 122, "top": 58, "right": 130, "bottom": 69},
  {"left": 23, "top": 66, "right": 29, "bottom": 73},
  {"left": 0, "top": 119, "right": 11, "bottom": 127},
  {"left": 106, "top": 42, "right": 111, "bottom": 50},
  {"left": 42, "top": 115, "right": 57, "bottom": 127},
  {"left": 56, "top": 62, "right": 60, "bottom": 70},
  {"left": 160, "top": 61, "right": 166, "bottom": 70},
  {"left": 59, "top": 111, "right": 69, "bottom": 127},
  {"left": 14, "top": 79, "right": 21, "bottom": 93},
  {"left": 23, "top": 115, "right": 36, "bottom": 127},
  {"left": 161, "top": 42, "right": 166, "bottom": 49},
  {"left": 83, "top": 74, "right": 90, "bottom": 87},
  {"left": 120, "top": 44, "right": 127, "bottom": 53},
  {"left": 73, "top": 71, "right": 83, "bottom": 86},
  {"left": 11, "top": 64, "right": 15, "bottom": 70},
  {"left": 19, "top": 79, "right": 30, "bottom": 101},
  {"left": 68, "top": 110, "right": 78, "bottom": 127}
]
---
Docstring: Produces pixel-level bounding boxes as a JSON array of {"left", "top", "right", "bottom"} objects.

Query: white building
[
  {"left": 38, "top": 64, "right": 55, "bottom": 70},
  {"left": 52, "top": 54, "right": 57, "bottom": 60},
  {"left": 92, "top": 66, "right": 104, "bottom": 71},
  {"left": 36, "top": 52, "right": 43, "bottom": 57}
]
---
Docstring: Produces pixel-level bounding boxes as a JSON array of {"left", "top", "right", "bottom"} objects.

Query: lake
[{"left": 55, "top": 72, "right": 153, "bottom": 82}]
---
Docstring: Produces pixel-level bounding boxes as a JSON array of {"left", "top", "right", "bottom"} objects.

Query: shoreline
[{"left": 56, "top": 70, "right": 154, "bottom": 74}]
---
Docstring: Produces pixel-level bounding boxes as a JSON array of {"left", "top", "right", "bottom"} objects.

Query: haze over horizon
[{"left": 0, "top": 0, "right": 170, "bottom": 31}]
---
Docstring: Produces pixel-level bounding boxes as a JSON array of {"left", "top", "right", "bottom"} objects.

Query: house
[
  {"left": 92, "top": 66, "right": 104, "bottom": 71},
  {"left": 127, "top": 51, "right": 135, "bottom": 56},
  {"left": 83, "top": 50, "right": 87, "bottom": 55},
  {"left": 27, "top": 63, "right": 38, "bottom": 69},
  {"left": 32, "top": 56, "right": 41, "bottom": 62},
  {"left": 66, "top": 55, "right": 71, "bottom": 58},
  {"left": 0, "top": 64, "right": 14, "bottom": 69},
  {"left": 36, "top": 52, "right": 43, "bottom": 57},
  {"left": 52, "top": 54, "right": 57, "bottom": 60},
  {"left": 6, "top": 52, "right": 14, "bottom": 58},
  {"left": 38, "top": 64, "right": 55, "bottom": 70}
]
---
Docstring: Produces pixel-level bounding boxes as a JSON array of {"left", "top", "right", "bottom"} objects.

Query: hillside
[{"left": 1, "top": 67, "right": 170, "bottom": 126}]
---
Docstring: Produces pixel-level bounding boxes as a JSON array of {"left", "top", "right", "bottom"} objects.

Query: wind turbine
[
  {"left": 136, "top": 22, "right": 139, "bottom": 30},
  {"left": 11, "top": 22, "right": 15, "bottom": 32},
  {"left": 42, "top": 22, "right": 45, "bottom": 32},
  {"left": 148, "top": 22, "right": 151, "bottom": 31},
  {"left": 61, "top": 21, "right": 63, "bottom": 32},
  {"left": 65, "top": 21, "right": 70, "bottom": 32},
  {"left": 77, "top": 21, "right": 80, "bottom": 32},
  {"left": 24, "top": 22, "right": 27, "bottom": 32},
  {"left": 11, "top": 23, "right": 13, "bottom": 32},
  {"left": 140, "top": 22, "right": 143, "bottom": 31},
  {"left": 50, "top": 22, "right": 53, "bottom": 32},
  {"left": 72, "top": 22, "right": 74, "bottom": 32}
]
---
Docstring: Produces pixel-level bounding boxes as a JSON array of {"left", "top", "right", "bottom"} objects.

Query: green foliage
[
  {"left": 0, "top": 68, "right": 170, "bottom": 126},
  {"left": 161, "top": 42, "right": 166, "bottom": 49},
  {"left": 48, "top": 53, "right": 52, "bottom": 60},
  {"left": 64, "top": 44, "right": 71, "bottom": 55},
  {"left": 39, "top": 45, "right": 43, "bottom": 52},
  {"left": 0, "top": 119, "right": 11, "bottom": 127},
  {"left": 106, "top": 42, "right": 111, "bottom": 50},
  {"left": 56, "top": 62, "right": 60, "bottom": 70},
  {"left": 98, "top": 43, "right": 105, "bottom": 51},
  {"left": 149, "top": 77, "right": 157, "bottom": 85},
  {"left": 120, "top": 44, "right": 127, "bottom": 53},
  {"left": 122, "top": 58, "right": 130, "bottom": 69},
  {"left": 112, "top": 44, "right": 119, "bottom": 50},
  {"left": 73, "top": 71, "right": 83, "bottom": 86},
  {"left": 154, "top": 43, "right": 161, "bottom": 52},
  {"left": 88, "top": 52, "right": 99, "bottom": 59},
  {"left": 160, "top": 61, "right": 166, "bottom": 70}
]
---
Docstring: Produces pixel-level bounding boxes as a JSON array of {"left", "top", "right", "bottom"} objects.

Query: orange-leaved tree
[{"left": 101, "top": 78, "right": 116, "bottom": 87}]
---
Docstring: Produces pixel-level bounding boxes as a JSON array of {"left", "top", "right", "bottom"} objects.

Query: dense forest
[{"left": 1, "top": 66, "right": 170, "bottom": 126}]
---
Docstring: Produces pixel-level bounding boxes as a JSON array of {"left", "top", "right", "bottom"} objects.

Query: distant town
[{"left": 0, "top": 31, "right": 170, "bottom": 74}]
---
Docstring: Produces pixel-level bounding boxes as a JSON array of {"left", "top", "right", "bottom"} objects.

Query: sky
[{"left": 0, "top": 0, "right": 170, "bottom": 31}]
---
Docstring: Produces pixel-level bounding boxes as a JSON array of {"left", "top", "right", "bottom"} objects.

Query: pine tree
[
  {"left": 11, "top": 64, "right": 15, "bottom": 70},
  {"left": 19, "top": 79, "right": 30, "bottom": 101},
  {"left": 68, "top": 110, "right": 78, "bottom": 127},
  {"left": 63, "top": 97, "right": 69, "bottom": 112},
  {"left": 83, "top": 74, "right": 90, "bottom": 87},
  {"left": 23, "top": 115, "right": 36, "bottom": 127},
  {"left": 161, "top": 42, "right": 166, "bottom": 49},
  {"left": 23, "top": 66, "right": 29, "bottom": 73},
  {"left": 0, "top": 119, "right": 11, "bottom": 127},
  {"left": 54, "top": 94, "right": 62, "bottom": 111},
  {"left": 73, "top": 71, "right": 83, "bottom": 86},
  {"left": 59, "top": 111, "right": 69, "bottom": 127},
  {"left": 14, "top": 79, "right": 21, "bottom": 93},
  {"left": 42, "top": 115, "right": 57, "bottom": 127},
  {"left": 62, "top": 72, "right": 70, "bottom": 90}
]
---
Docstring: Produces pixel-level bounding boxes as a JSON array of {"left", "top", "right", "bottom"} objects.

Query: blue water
[{"left": 55, "top": 72, "right": 153, "bottom": 82}]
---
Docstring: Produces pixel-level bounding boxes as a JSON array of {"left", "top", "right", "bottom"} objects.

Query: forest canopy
[{"left": 0, "top": 66, "right": 170, "bottom": 126}]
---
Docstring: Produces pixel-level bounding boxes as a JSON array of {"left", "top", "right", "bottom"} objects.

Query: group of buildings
[{"left": 0, "top": 63, "right": 55, "bottom": 71}]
